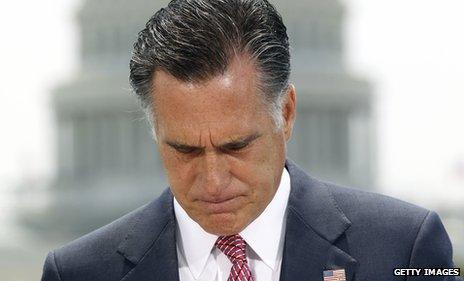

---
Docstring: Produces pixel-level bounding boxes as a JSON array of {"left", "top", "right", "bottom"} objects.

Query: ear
[{"left": 282, "top": 84, "right": 297, "bottom": 141}]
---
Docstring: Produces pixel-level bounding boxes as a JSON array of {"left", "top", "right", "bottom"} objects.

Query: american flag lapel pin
[{"left": 323, "top": 269, "right": 346, "bottom": 281}]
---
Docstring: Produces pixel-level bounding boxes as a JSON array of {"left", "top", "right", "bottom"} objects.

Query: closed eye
[
  {"left": 175, "top": 146, "right": 199, "bottom": 154},
  {"left": 167, "top": 143, "right": 203, "bottom": 155},
  {"left": 221, "top": 142, "right": 250, "bottom": 152},
  {"left": 164, "top": 133, "right": 261, "bottom": 155},
  {"left": 219, "top": 134, "right": 261, "bottom": 153}
]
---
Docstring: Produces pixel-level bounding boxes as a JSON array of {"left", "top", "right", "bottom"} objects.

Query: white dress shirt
[{"left": 174, "top": 167, "right": 291, "bottom": 281}]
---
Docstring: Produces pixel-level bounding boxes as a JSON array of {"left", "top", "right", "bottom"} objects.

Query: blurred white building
[{"left": 23, "top": 0, "right": 374, "bottom": 238}]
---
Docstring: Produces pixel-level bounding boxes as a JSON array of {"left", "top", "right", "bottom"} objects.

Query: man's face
[{"left": 152, "top": 56, "right": 296, "bottom": 235}]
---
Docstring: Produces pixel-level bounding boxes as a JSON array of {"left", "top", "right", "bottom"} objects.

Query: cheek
[
  {"left": 229, "top": 161, "right": 276, "bottom": 205},
  {"left": 233, "top": 137, "right": 283, "bottom": 185},
  {"left": 243, "top": 137, "right": 285, "bottom": 202},
  {"left": 158, "top": 148, "right": 196, "bottom": 199}
]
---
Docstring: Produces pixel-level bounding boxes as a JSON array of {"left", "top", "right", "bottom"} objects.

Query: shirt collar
[
  {"left": 240, "top": 167, "right": 290, "bottom": 270},
  {"left": 174, "top": 197, "right": 217, "bottom": 279},
  {"left": 174, "top": 167, "right": 291, "bottom": 277}
]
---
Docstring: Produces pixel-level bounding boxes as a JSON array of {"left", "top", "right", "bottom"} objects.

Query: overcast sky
[
  {"left": 345, "top": 0, "right": 464, "bottom": 207},
  {"left": 0, "top": 0, "right": 463, "bottom": 208}
]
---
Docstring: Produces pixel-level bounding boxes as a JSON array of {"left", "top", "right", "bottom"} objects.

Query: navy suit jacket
[{"left": 42, "top": 159, "right": 461, "bottom": 280}]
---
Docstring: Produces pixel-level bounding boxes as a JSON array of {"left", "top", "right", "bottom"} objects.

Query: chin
[{"left": 200, "top": 213, "right": 246, "bottom": 235}]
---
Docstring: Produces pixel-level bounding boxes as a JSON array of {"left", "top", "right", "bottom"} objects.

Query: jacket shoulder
[
  {"left": 325, "top": 182, "right": 439, "bottom": 266},
  {"left": 326, "top": 182, "right": 430, "bottom": 225},
  {"left": 48, "top": 188, "right": 173, "bottom": 280},
  {"left": 55, "top": 201, "right": 146, "bottom": 257},
  {"left": 49, "top": 203, "right": 146, "bottom": 280}
]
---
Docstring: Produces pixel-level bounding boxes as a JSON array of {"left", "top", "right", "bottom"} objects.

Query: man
[{"left": 42, "top": 0, "right": 461, "bottom": 280}]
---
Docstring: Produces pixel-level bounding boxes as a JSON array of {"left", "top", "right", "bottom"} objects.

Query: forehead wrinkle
[
  {"left": 198, "top": 127, "right": 225, "bottom": 149},
  {"left": 210, "top": 131, "right": 262, "bottom": 148},
  {"left": 209, "top": 127, "right": 215, "bottom": 148},
  {"left": 198, "top": 129, "right": 204, "bottom": 147}
]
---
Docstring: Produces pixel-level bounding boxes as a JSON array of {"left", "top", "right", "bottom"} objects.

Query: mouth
[{"left": 198, "top": 196, "right": 244, "bottom": 214}]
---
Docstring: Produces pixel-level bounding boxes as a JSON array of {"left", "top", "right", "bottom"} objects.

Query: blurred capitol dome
[{"left": 22, "top": 0, "right": 374, "bottom": 239}]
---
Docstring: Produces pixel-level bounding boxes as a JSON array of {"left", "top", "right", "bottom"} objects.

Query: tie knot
[{"left": 215, "top": 234, "right": 248, "bottom": 263}]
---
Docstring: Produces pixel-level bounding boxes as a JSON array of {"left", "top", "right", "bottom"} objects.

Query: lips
[
  {"left": 200, "top": 195, "right": 238, "bottom": 203},
  {"left": 198, "top": 196, "right": 245, "bottom": 214}
]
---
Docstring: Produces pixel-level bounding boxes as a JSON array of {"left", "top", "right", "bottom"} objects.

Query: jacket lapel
[
  {"left": 280, "top": 159, "right": 358, "bottom": 281},
  {"left": 117, "top": 189, "right": 180, "bottom": 281},
  {"left": 115, "top": 159, "right": 357, "bottom": 281}
]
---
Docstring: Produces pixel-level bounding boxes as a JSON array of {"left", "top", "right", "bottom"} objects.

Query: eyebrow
[{"left": 164, "top": 132, "right": 262, "bottom": 152}]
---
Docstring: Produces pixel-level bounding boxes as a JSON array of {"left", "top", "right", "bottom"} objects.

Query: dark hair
[{"left": 129, "top": 0, "right": 291, "bottom": 127}]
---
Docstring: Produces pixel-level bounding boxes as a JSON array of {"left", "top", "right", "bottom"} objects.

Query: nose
[{"left": 201, "top": 151, "right": 231, "bottom": 197}]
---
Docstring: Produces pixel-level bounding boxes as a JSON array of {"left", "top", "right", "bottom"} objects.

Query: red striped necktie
[{"left": 215, "top": 234, "right": 254, "bottom": 281}]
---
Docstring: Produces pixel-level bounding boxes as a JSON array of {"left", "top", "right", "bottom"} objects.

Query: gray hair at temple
[{"left": 129, "top": 0, "right": 291, "bottom": 138}]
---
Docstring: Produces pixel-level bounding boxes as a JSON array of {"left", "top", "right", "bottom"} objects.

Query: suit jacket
[{"left": 42, "top": 159, "right": 461, "bottom": 281}]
